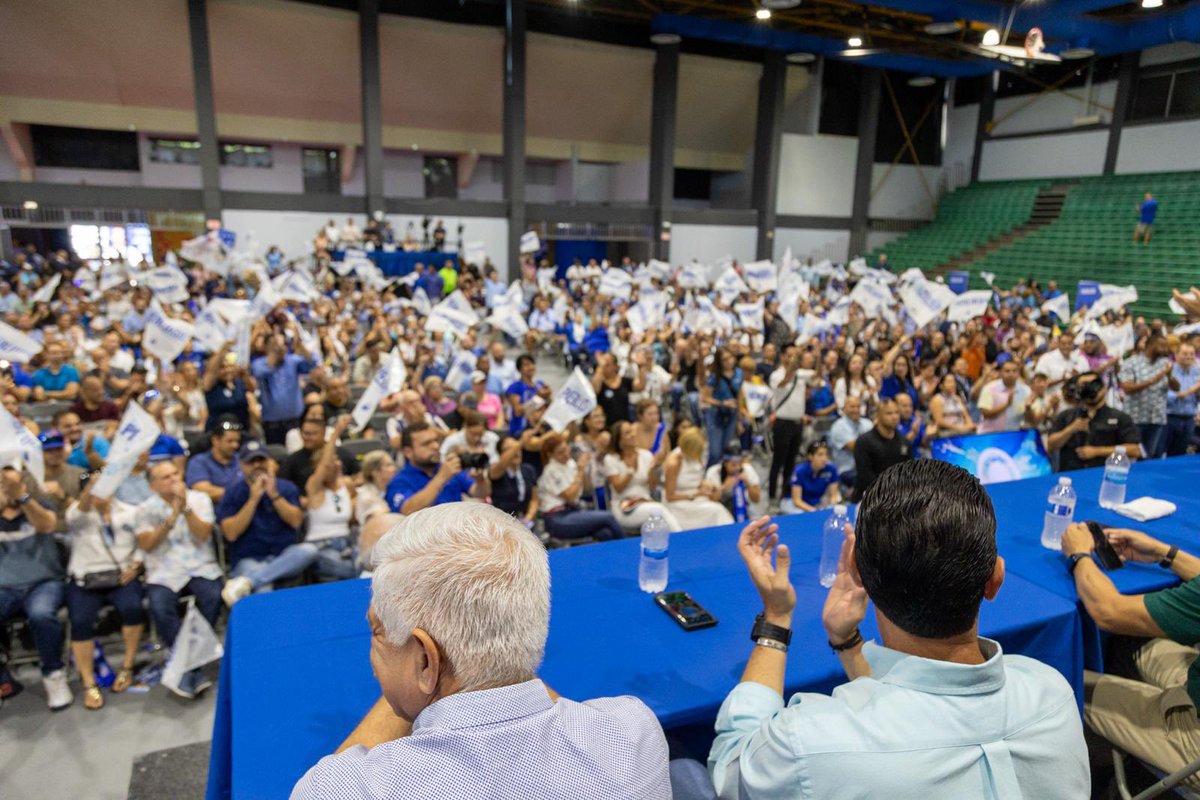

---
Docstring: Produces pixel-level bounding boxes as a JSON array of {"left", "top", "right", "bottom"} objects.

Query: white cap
[
  {"left": 835, "top": 504, "right": 848, "bottom": 515},
  {"left": 1059, "top": 477, "right": 1072, "bottom": 486}
]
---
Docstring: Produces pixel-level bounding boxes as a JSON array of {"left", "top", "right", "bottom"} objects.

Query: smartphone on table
[{"left": 654, "top": 591, "right": 718, "bottom": 631}]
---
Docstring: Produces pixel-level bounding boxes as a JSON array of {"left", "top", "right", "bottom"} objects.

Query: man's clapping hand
[
  {"left": 736, "top": 516, "right": 796, "bottom": 626},
  {"left": 822, "top": 526, "right": 869, "bottom": 646}
]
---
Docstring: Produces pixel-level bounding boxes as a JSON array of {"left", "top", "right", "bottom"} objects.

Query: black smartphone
[
  {"left": 654, "top": 591, "right": 718, "bottom": 631},
  {"left": 1086, "top": 520, "right": 1124, "bottom": 571}
]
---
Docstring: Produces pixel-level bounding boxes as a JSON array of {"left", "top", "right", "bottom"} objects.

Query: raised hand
[
  {"left": 736, "top": 516, "right": 795, "bottom": 624},
  {"left": 821, "top": 525, "right": 868, "bottom": 645}
]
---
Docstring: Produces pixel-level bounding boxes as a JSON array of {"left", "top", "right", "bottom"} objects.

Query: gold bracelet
[{"left": 755, "top": 637, "right": 789, "bottom": 653}]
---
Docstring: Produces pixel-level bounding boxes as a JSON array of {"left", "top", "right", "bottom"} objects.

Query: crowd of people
[{"left": 1, "top": 226, "right": 1199, "bottom": 794}]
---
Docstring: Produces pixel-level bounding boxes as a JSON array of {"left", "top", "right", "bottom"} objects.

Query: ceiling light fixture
[
  {"left": 755, "top": 8, "right": 771, "bottom": 20},
  {"left": 649, "top": 33, "right": 681, "bottom": 45},
  {"left": 982, "top": 28, "right": 1001, "bottom": 46},
  {"left": 760, "top": 0, "right": 802, "bottom": 8},
  {"left": 848, "top": 35, "right": 863, "bottom": 47},
  {"left": 1060, "top": 46, "right": 1095, "bottom": 59},
  {"left": 908, "top": 76, "right": 936, "bottom": 87},
  {"left": 22, "top": 200, "right": 37, "bottom": 211},
  {"left": 924, "top": 20, "right": 962, "bottom": 35},
  {"left": 786, "top": 52, "right": 816, "bottom": 64},
  {"left": 1142, "top": 0, "right": 1163, "bottom": 7}
]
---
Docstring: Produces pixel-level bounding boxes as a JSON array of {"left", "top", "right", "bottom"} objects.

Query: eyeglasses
[{"left": 218, "top": 420, "right": 243, "bottom": 432}]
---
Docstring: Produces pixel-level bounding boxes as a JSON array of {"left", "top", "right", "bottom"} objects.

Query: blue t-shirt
[
  {"left": 806, "top": 384, "right": 836, "bottom": 416},
  {"left": 385, "top": 462, "right": 474, "bottom": 512},
  {"left": 68, "top": 436, "right": 110, "bottom": 469},
  {"left": 122, "top": 310, "right": 148, "bottom": 334},
  {"left": 1140, "top": 198, "right": 1158, "bottom": 224},
  {"left": 251, "top": 353, "right": 313, "bottom": 423},
  {"left": 32, "top": 364, "right": 80, "bottom": 392},
  {"left": 10, "top": 364, "right": 31, "bottom": 388},
  {"left": 880, "top": 375, "right": 919, "bottom": 408},
  {"left": 505, "top": 379, "right": 543, "bottom": 435},
  {"left": 215, "top": 477, "right": 303, "bottom": 565},
  {"left": 790, "top": 462, "right": 839, "bottom": 507},
  {"left": 185, "top": 450, "right": 244, "bottom": 490},
  {"left": 708, "top": 369, "right": 743, "bottom": 402}
]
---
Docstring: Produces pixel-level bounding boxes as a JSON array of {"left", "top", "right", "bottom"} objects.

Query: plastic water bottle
[
  {"left": 638, "top": 514, "right": 670, "bottom": 593},
  {"left": 1041, "top": 477, "right": 1077, "bottom": 550},
  {"left": 93, "top": 640, "right": 115, "bottom": 689},
  {"left": 1099, "top": 446, "right": 1130, "bottom": 509},
  {"left": 820, "top": 505, "right": 851, "bottom": 588}
]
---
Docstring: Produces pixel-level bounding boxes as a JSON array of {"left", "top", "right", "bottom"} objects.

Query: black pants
[
  {"left": 768, "top": 417, "right": 804, "bottom": 501},
  {"left": 262, "top": 418, "right": 298, "bottom": 446}
]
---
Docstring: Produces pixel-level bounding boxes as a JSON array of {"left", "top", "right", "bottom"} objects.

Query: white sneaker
[
  {"left": 43, "top": 669, "right": 73, "bottom": 711},
  {"left": 221, "top": 576, "right": 253, "bottom": 608}
]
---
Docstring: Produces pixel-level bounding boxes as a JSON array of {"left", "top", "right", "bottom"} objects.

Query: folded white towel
[{"left": 1114, "top": 496, "right": 1177, "bottom": 522}]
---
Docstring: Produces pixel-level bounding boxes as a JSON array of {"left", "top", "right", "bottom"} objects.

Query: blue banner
[
  {"left": 1076, "top": 280, "right": 1100, "bottom": 310},
  {"left": 218, "top": 229, "right": 237, "bottom": 249},
  {"left": 947, "top": 271, "right": 969, "bottom": 295}
]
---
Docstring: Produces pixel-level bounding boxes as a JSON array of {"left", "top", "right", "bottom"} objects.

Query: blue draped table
[
  {"left": 332, "top": 249, "right": 456, "bottom": 277},
  {"left": 204, "top": 475, "right": 1115, "bottom": 799}
]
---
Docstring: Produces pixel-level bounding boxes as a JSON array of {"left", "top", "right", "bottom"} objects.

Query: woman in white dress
[
  {"left": 663, "top": 427, "right": 733, "bottom": 530},
  {"left": 603, "top": 421, "right": 681, "bottom": 534}
]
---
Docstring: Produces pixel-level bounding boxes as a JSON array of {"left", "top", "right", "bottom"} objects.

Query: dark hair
[
  {"left": 459, "top": 409, "right": 485, "bottom": 429},
  {"left": 400, "top": 420, "right": 432, "bottom": 449},
  {"left": 516, "top": 354, "right": 535, "bottom": 370},
  {"left": 854, "top": 459, "right": 997, "bottom": 639}
]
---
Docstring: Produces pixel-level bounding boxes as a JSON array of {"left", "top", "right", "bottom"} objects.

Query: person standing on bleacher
[{"left": 1134, "top": 192, "right": 1158, "bottom": 244}]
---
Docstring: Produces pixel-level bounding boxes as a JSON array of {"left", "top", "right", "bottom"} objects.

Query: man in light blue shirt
[
  {"left": 703, "top": 459, "right": 1089, "bottom": 799},
  {"left": 1166, "top": 343, "right": 1200, "bottom": 456},
  {"left": 250, "top": 329, "right": 314, "bottom": 446},
  {"left": 291, "top": 504, "right": 670, "bottom": 799},
  {"left": 827, "top": 394, "right": 872, "bottom": 490}
]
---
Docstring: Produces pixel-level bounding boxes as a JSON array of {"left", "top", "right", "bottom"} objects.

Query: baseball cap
[
  {"left": 238, "top": 440, "right": 271, "bottom": 463},
  {"left": 470, "top": 370, "right": 488, "bottom": 384},
  {"left": 527, "top": 396, "right": 547, "bottom": 411},
  {"left": 38, "top": 430, "right": 64, "bottom": 450},
  {"left": 995, "top": 352, "right": 1014, "bottom": 366}
]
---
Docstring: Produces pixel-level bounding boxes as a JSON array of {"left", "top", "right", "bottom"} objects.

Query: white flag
[
  {"left": 543, "top": 368, "right": 597, "bottom": 432},
  {"left": 812, "top": 259, "right": 834, "bottom": 277},
  {"left": 462, "top": 241, "right": 487, "bottom": 264},
  {"left": 598, "top": 269, "right": 633, "bottom": 300},
  {"left": 1169, "top": 297, "right": 1186, "bottom": 315},
  {"left": 715, "top": 268, "right": 750, "bottom": 304},
  {"left": 677, "top": 265, "right": 709, "bottom": 290},
  {"left": 192, "top": 308, "right": 228, "bottom": 353},
  {"left": 486, "top": 307, "right": 529, "bottom": 340},
  {"left": 798, "top": 313, "right": 829, "bottom": 344},
  {"left": 180, "top": 233, "right": 228, "bottom": 276},
  {"left": 411, "top": 288, "right": 432, "bottom": 316},
  {"left": 1041, "top": 293, "right": 1070, "bottom": 321},
  {"left": 848, "top": 278, "right": 891, "bottom": 315},
  {"left": 1087, "top": 284, "right": 1139, "bottom": 320},
  {"left": 232, "top": 317, "right": 252, "bottom": 371},
  {"left": 100, "top": 261, "right": 128, "bottom": 292},
  {"left": 848, "top": 257, "right": 868, "bottom": 275},
  {"left": 735, "top": 301, "right": 765, "bottom": 331},
  {"left": 742, "top": 260, "right": 778, "bottom": 294},
  {"left": 646, "top": 259, "right": 673, "bottom": 281},
  {"left": 250, "top": 282, "right": 280, "bottom": 320},
  {"left": 981, "top": 271, "right": 996, "bottom": 287},
  {"left": 425, "top": 305, "right": 477, "bottom": 337},
  {"left": 387, "top": 348, "right": 407, "bottom": 393},
  {"left": 143, "top": 304, "right": 194, "bottom": 364},
  {"left": 899, "top": 279, "right": 956, "bottom": 328},
  {"left": 277, "top": 270, "right": 317, "bottom": 304},
  {"left": 826, "top": 296, "right": 853, "bottom": 326},
  {"left": 161, "top": 599, "right": 224, "bottom": 695},
  {"left": 519, "top": 230, "right": 541, "bottom": 254},
  {"left": 0, "top": 320, "right": 44, "bottom": 364},
  {"left": 445, "top": 350, "right": 477, "bottom": 393},
  {"left": 0, "top": 405, "right": 44, "bottom": 485},
  {"left": 32, "top": 274, "right": 61, "bottom": 306},
  {"left": 352, "top": 363, "right": 393, "bottom": 432},
  {"left": 1098, "top": 320, "right": 1135, "bottom": 357},
  {"left": 147, "top": 266, "right": 189, "bottom": 305},
  {"left": 946, "top": 290, "right": 993, "bottom": 323},
  {"left": 206, "top": 298, "right": 251, "bottom": 327},
  {"left": 742, "top": 382, "right": 773, "bottom": 419},
  {"left": 437, "top": 289, "right": 480, "bottom": 321},
  {"left": 898, "top": 267, "right": 925, "bottom": 287},
  {"left": 92, "top": 402, "right": 161, "bottom": 499}
]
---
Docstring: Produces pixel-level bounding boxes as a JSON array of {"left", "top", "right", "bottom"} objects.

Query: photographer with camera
[
  {"left": 386, "top": 421, "right": 490, "bottom": 515},
  {"left": 1047, "top": 372, "right": 1142, "bottom": 472}
]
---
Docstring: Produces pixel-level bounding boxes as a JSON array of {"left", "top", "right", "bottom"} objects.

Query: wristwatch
[
  {"left": 1160, "top": 545, "right": 1180, "bottom": 569},
  {"left": 750, "top": 613, "right": 792, "bottom": 646},
  {"left": 1065, "top": 552, "right": 1090, "bottom": 575}
]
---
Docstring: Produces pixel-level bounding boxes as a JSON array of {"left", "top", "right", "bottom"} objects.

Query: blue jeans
[
  {"left": 1139, "top": 423, "right": 1167, "bottom": 459},
  {"left": 705, "top": 407, "right": 738, "bottom": 467},
  {"left": 311, "top": 538, "right": 359, "bottom": 581},
  {"left": 146, "top": 577, "right": 223, "bottom": 649},
  {"left": 1166, "top": 414, "right": 1195, "bottom": 457},
  {"left": 544, "top": 509, "right": 625, "bottom": 541},
  {"left": 65, "top": 581, "right": 145, "bottom": 640},
  {"left": 669, "top": 759, "right": 718, "bottom": 800},
  {"left": 0, "top": 580, "right": 66, "bottom": 674},
  {"left": 231, "top": 543, "right": 319, "bottom": 592}
]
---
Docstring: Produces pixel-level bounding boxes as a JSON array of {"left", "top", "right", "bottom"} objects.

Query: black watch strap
[
  {"left": 1161, "top": 545, "right": 1179, "bottom": 569},
  {"left": 1066, "top": 552, "right": 1089, "bottom": 575},
  {"left": 750, "top": 613, "right": 792, "bottom": 646}
]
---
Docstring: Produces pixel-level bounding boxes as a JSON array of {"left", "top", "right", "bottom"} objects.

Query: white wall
[
  {"left": 33, "top": 166, "right": 142, "bottom": 186},
  {"left": 669, "top": 224, "right": 757, "bottom": 265},
  {"left": 610, "top": 161, "right": 649, "bottom": 204},
  {"left": 776, "top": 133, "right": 857, "bottom": 217},
  {"left": 868, "top": 163, "right": 942, "bottom": 220},
  {"left": 990, "top": 81, "right": 1117, "bottom": 136},
  {"left": 1116, "top": 119, "right": 1200, "bottom": 175},
  {"left": 219, "top": 143, "right": 305, "bottom": 193},
  {"left": 220, "top": 210, "right": 509, "bottom": 277},
  {"left": 943, "top": 104, "right": 978, "bottom": 187},
  {"left": 773, "top": 227, "right": 850, "bottom": 264},
  {"left": 383, "top": 152, "right": 424, "bottom": 198},
  {"left": 978, "top": 130, "right": 1108, "bottom": 180}
]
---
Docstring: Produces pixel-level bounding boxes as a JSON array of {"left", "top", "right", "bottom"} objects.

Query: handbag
[{"left": 77, "top": 520, "right": 128, "bottom": 592}]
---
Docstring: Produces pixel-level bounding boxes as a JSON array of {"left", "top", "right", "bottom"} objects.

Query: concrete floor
[{"left": 1, "top": 350, "right": 773, "bottom": 800}]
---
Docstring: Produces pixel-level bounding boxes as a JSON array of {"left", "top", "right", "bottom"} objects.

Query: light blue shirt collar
[{"left": 864, "top": 637, "right": 1006, "bottom": 696}]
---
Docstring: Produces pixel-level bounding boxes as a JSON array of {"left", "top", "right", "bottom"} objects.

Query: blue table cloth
[
  {"left": 206, "top": 507, "right": 1085, "bottom": 800},
  {"left": 331, "top": 249, "right": 456, "bottom": 277}
]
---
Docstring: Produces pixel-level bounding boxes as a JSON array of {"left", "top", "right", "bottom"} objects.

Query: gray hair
[{"left": 370, "top": 503, "right": 550, "bottom": 690}]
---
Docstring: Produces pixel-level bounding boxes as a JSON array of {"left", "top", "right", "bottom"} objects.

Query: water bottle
[
  {"left": 820, "top": 505, "right": 851, "bottom": 588},
  {"left": 638, "top": 513, "right": 670, "bottom": 593},
  {"left": 1099, "top": 446, "right": 1130, "bottom": 509},
  {"left": 93, "top": 640, "right": 115, "bottom": 689},
  {"left": 1041, "top": 477, "right": 1077, "bottom": 550}
]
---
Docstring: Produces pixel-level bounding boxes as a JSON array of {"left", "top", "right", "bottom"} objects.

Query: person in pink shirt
[{"left": 464, "top": 370, "right": 505, "bottom": 430}]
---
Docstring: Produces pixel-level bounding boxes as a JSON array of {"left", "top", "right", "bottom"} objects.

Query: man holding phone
[
  {"left": 1061, "top": 522, "right": 1200, "bottom": 791},
  {"left": 703, "top": 459, "right": 1088, "bottom": 798}
]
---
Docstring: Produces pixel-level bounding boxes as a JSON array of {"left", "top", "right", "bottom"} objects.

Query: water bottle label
[
  {"left": 1104, "top": 470, "right": 1128, "bottom": 485},
  {"left": 642, "top": 547, "right": 668, "bottom": 560},
  {"left": 1046, "top": 502, "right": 1072, "bottom": 516}
]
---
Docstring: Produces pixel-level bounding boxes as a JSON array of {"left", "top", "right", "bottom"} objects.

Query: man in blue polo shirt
[
  {"left": 1135, "top": 192, "right": 1158, "bottom": 244},
  {"left": 505, "top": 354, "right": 549, "bottom": 435},
  {"left": 386, "top": 422, "right": 490, "bottom": 515},
  {"left": 250, "top": 330, "right": 314, "bottom": 446},
  {"left": 32, "top": 341, "right": 81, "bottom": 402},
  {"left": 215, "top": 440, "right": 315, "bottom": 606},
  {"left": 185, "top": 414, "right": 244, "bottom": 503}
]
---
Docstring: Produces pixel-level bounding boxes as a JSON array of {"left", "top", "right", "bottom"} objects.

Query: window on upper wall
[
  {"left": 1130, "top": 62, "right": 1200, "bottom": 121},
  {"left": 31, "top": 125, "right": 140, "bottom": 171},
  {"left": 149, "top": 138, "right": 202, "bottom": 165},
  {"left": 674, "top": 168, "right": 712, "bottom": 202},
  {"left": 526, "top": 162, "right": 557, "bottom": 186},
  {"left": 220, "top": 143, "right": 273, "bottom": 168}
]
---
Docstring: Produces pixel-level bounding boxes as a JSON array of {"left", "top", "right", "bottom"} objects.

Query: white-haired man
[{"left": 291, "top": 503, "right": 670, "bottom": 799}]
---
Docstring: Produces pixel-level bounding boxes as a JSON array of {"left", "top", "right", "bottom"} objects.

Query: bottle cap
[
  {"left": 834, "top": 504, "right": 848, "bottom": 515},
  {"left": 1059, "top": 477, "right": 1072, "bottom": 486},
  {"left": 1115, "top": 446, "right": 1126, "bottom": 454}
]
